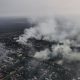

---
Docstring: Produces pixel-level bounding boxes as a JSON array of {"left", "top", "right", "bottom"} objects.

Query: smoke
[
  {"left": 16, "top": 17, "right": 80, "bottom": 44},
  {"left": 16, "top": 16, "right": 80, "bottom": 62},
  {"left": 16, "top": 18, "right": 57, "bottom": 44},
  {"left": 34, "top": 49, "right": 50, "bottom": 60},
  {"left": 52, "top": 41, "right": 80, "bottom": 61},
  {"left": 34, "top": 40, "right": 80, "bottom": 62}
]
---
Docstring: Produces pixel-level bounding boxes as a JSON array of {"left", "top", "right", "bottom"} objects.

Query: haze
[{"left": 0, "top": 0, "right": 80, "bottom": 17}]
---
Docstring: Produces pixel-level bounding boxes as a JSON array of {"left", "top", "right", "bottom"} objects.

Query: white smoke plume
[
  {"left": 16, "top": 18, "right": 57, "bottom": 44},
  {"left": 16, "top": 17, "right": 80, "bottom": 44},
  {"left": 52, "top": 41, "right": 80, "bottom": 61},
  {"left": 34, "top": 49, "right": 50, "bottom": 60},
  {"left": 34, "top": 40, "right": 80, "bottom": 62},
  {"left": 16, "top": 17, "right": 80, "bottom": 61}
]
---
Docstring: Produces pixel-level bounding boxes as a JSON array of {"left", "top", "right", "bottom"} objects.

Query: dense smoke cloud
[
  {"left": 17, "top": 17, "right": 80, "bottom": 44},
  {"left": 16, "top": 17, "right": 80, "bottom": 62}
]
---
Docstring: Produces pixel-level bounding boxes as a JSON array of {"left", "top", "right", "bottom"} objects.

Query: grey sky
[{"left": 0, "top": 0, "right": 80, "bottom": 17}]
